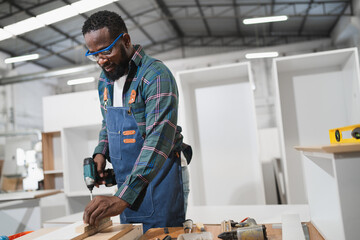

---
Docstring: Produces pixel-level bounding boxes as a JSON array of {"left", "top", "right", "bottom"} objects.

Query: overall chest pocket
[{"left": 130, "top": 101, "right": 146, "bottom": 137}]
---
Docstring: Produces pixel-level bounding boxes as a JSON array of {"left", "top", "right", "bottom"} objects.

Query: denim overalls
[{"left": 105, "top": 57, "right": 184, "bottom": 232}]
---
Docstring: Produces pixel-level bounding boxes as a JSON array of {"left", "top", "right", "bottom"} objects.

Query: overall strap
[{"left": 128, "top": 56, "right": 158, "bottom": 105}]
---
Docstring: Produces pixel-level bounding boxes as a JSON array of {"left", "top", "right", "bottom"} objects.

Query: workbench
[
  {"left": 141, "top": 222, "right": 324, "bottom": 240},
  {"left": 18, "top": 204, "right": 318, "bottom": 239},
  {"left": 295, "top": 143, "right": 360, "bottom": 240},
  {"left": 0, "top": 190, "right": 61, "bottom": 236},
  {"left": 16, "top": 221, "right": 324, "bottom": 240}
]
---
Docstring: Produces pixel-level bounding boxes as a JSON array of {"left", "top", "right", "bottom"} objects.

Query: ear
[{"left": 122, "top": 33, "right": 132, "bottom": 48}]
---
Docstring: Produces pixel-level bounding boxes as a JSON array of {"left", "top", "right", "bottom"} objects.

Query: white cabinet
[
  {"left": 273, "top": 48, "right": 360, "bottom": 203},
  {"left": 296, "top": 144, "right": 360, "bottom": 240},
  {"left": 177, "top": 62, "right": 266, "bottom": 206},
  {"left": 42, "top": 90, "right": 115, "bottom": 196}
]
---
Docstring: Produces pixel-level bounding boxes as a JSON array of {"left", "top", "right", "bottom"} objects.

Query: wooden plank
[
  {"left": 321, "top": 143, "right": 360, "bottom": 153},
  {"left": 0, "top": 189, "right": 61, "bottom": 201},
  {"left": 295, "top": 143, "right": 360, "bottom": 154},
  {"left": 35, "top": 221, "right": 86, "bottom": 240},
  {"left": 294, "top": 146, "right": 326, "bottom": 153},
  {"left": 86, "top": 224, "right": 134, "bottom": 240},
  {"left": 34, "top": 189, "right": 61, "bottom": 198},
  {"left": 16, "top": 224, "right": 139, "bottom": 240},
  {"left": 75, "top": 218, "right": 111, "bottom": 234},
  {"left": 34, "top": 222, "right": 134, "bottom": 240}
]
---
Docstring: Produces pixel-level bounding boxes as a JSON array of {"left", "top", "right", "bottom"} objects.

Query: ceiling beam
[
  {"left": 232, "top": 0, "right": 244, "bottom": 44},
  {"left": 269, "top": 0, "right": 275, "bottom": 33},
  {"left": 146, "top": 36, "right": 329, "bottom": 56},
  {"left": 8, "top": 1, "right": 83, "bottom": 49},
  {"left": 0, "top": 0, "right": 58, "bottom": 20},
  {"left": 298, "top": 0, "right": 314, "bottom": 35},
  {"left": 327, "top": 2, "right": 350, "bottom": 35},
  {"left": 195, "top": 0, "right": 211, "bottom": 36},
  {"left": 154, "top": 0, "right": 184, "bottom": 38},
  {"left": 168, "top": 1, "right": 351, "bottom": 8},
  {"left": 114, "top": 2, "right": 156, "bottom": 44}
]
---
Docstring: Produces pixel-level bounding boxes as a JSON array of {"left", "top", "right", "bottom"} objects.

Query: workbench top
[
  {"left": 141, "top": 222, "right": 324, "bottom": 240},
  {"left": 0, "top": 189, "right": 61, "bottom": 202},
  {"left": 295, "top": 143, "right": 360, "bottom": 154}
]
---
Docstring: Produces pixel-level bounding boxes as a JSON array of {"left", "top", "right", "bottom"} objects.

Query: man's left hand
[{"left": 83, "top": 195, "right": 130, "bottom": 225}]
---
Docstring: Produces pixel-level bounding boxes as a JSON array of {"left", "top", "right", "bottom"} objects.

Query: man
[{"left": 81, "top": 10, "right": 191, "bottom": 232}]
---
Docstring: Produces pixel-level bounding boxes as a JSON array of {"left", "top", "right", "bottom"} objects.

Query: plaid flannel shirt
[{"left": 93, "top": 45, "right": 183, "bottom": 207}]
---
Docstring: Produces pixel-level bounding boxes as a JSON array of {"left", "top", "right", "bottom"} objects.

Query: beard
[{"left": 102, "top": 45, "right": 129, "bottom": 81}]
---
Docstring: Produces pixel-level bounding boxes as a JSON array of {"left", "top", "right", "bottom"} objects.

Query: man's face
[{"left": 84, "top": 27, "right": 131, "bottom": 80}]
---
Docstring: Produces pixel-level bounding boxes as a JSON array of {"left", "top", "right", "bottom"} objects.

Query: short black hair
[{"left": 82, "top": 10, "right": 128, "bottom": 39}]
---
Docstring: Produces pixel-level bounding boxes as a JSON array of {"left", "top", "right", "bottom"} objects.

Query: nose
[{"left": 97, "top": 55, "right": 109, "bottom": 66}]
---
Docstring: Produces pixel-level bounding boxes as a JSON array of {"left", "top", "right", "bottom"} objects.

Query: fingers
[
  {"left": 83, "top": 196, "right": 128, "bottom": 225},
  {"left": 83, "top": 196, "right": 110, "bottom": 225},
  {"left": 88, "top": 206, "right": 104, "bottom": 225},
  {"left": 94, "top": 154, "right": 106, "bottom": 178},
  {"left": 83, "top": 200, "right": 94, "bottom": 224}
]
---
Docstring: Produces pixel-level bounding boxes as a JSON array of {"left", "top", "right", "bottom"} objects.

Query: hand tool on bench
[
  {"left": 177, "top": 220, "right": 213, "bottom": 240},
  {"left": 218, "top": 218, "right": 267, "bottom": 240}
]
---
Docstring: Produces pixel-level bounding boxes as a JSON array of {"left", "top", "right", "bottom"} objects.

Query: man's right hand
[{"left": 93, "top": 154, "right": 106, "bottom": 187}]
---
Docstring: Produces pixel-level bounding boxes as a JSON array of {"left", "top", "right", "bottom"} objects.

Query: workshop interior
[{"left": 0, "top": 0, "right": 359, "bottom": 239}]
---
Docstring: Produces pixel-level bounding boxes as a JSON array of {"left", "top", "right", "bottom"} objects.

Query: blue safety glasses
[{"left": 85, "top": 32, "right": 124, "bottom": 61}]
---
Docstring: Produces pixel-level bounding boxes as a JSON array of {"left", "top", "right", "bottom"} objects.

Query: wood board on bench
[{"left": 32, "top": 222, "right": 134, "bottom": 240}]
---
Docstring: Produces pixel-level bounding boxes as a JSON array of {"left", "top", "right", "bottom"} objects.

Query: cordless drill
[
  {"left": 218, "top": 218, "right": 267, "bottom": 240},
  {"left": 83, "top": 157, "right": 117, "bottom": 200}
]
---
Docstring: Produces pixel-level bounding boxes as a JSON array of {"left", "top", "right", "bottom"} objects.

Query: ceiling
[{"left": 0, "top": 0, "right": 353, "bottom": 72}]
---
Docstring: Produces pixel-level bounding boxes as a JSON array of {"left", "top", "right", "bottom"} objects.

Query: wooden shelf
[
  {"left": 44, "top": 170, "right": 63, "bottom": 175},
  {"left": 295, "top": 143, "right": 360, "bottom": 154},
  {"left": 42, "top": 131, "right": 63, "bottom": 190}
]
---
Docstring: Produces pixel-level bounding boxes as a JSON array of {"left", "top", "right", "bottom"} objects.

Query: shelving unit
[
  {"left": 273, "top": 47, "right": 360, "bottom": 204},
  {"left": 42, "top": 90, "right": 107, "bottom": 196},
  {"left": 42, "top": 131, "right": 63, "bottom": 190}
]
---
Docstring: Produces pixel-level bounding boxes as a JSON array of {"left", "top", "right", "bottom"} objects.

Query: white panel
[
  {"left": 302, "top": 153, "right": 345, "bottom": 240},
  {"left": 178, "top": 62, "right": 265, "bottom": 206},
  {"left": 281, "top": 214, "right": 306, "bottom": 240},
  {"left": 335, "top": 154, "right": 360, "bottom": 240},
  {"left": 195, "top": 82, "right": 259, "bottom": 205},
  {"left": 43, "top": 90, "right": 102, "bottom": 132},
  {"left": 187, "top": 204, "right": 310, "bottom": 225},
  {"left": 293, "top": 71, "right": 346, "bottom": 145}
]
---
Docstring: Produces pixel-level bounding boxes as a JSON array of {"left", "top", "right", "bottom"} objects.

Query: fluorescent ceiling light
[
  {"left": 0, "top": 0, "right": 117, "bottom": 41},
  {"left": 71, "top": 0, "right": 115, "bottom": 14},
  {"left": 67, "top": 77, "right": 95, "bottom": 85},
  {"left": 243, "top": 15, "right": 288, "bottom": 25},
  {"left": 4, "top": 53, "right": 40, "bottom": 64},
  {"left": 0, "top": 29, "right": 13, "bottom": 41},
  {"left": 245, "top": 52, "right": 279, "bottom": 59},
  {"left": 4, "top": 17, "right": 45, "bottom": 35},
  {"left": 37, "top": 5, "right": 78, "bottom": 25}
]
